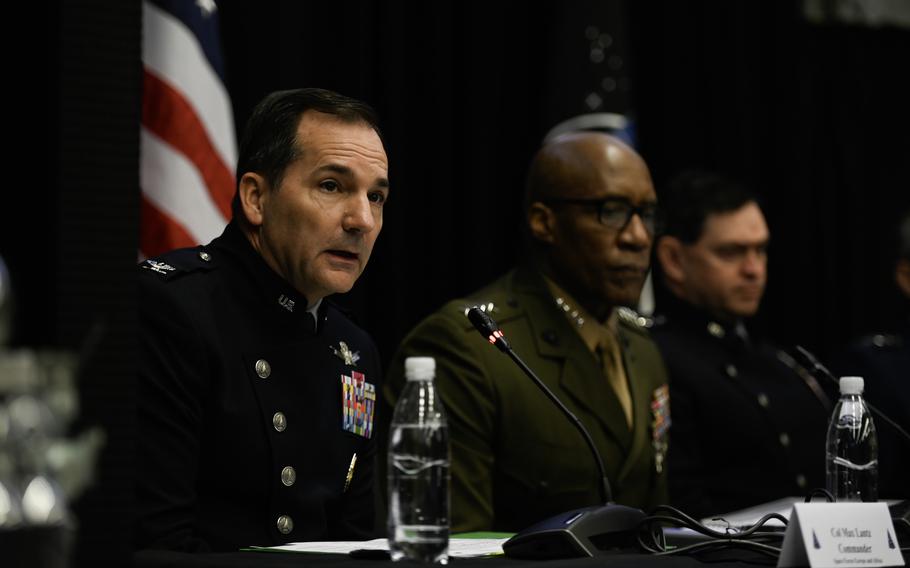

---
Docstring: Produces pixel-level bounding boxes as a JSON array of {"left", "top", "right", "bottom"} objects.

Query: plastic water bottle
[
  {"left": 388, "top": 357, "right": 450, "bottom": 564},
  {"left": 826, "top": 376, "right": 878, "bottom": 502}
]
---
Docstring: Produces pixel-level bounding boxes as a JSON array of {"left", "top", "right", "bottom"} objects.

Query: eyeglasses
[{"left": 542, "top": 197, "right": 660, "bottom": 235}]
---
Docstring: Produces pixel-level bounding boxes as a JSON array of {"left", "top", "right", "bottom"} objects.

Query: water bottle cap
[
  {"left": 839, "top": 376, "right": 864, "bottom": 395},
  {"left": 404, "top": 357, "right": 435, "bottom": 381}
]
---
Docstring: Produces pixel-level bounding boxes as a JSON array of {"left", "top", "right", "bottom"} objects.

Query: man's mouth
[
  {"left": 610, "top": 265, "right": 648, "bottom": 275},
  {"left": 326, "top": 249, "right": 359, "bottom": 262},
  {"left": 736, "top": 286, "right": 763, "bottom": 299}
]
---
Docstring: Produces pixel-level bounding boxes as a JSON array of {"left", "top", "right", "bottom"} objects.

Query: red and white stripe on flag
[{"left": 140, "top": 0, "right": 236, "bottom": 259}]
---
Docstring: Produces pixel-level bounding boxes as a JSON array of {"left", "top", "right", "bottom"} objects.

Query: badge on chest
[{"left": 341, "top": 371, "right": 376, "bottom": 438}]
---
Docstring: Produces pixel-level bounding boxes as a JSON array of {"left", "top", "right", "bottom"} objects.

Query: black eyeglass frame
[{"left": 540, "top": 197, "right": 661, "bottom": 234}]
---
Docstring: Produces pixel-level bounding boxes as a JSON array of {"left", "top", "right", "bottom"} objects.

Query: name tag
[{"left": 778, "top": 502, "right": 904, "bottom": 568}]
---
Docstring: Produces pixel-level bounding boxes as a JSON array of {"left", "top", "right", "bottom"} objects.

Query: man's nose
[
  {"left": 741, "top": 250, "right": 766, "bottom": 277},
  {"left": 618, "top": 212, "right": 651, "bottom": 250},
  {"left": 343, "top": 193, "right": 377, "bottom": 234}
]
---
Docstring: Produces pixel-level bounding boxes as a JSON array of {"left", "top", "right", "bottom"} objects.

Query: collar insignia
[
  {"left": 278, "top": 294, "right": 295, "bottom": 312},
  {"left": 707, "top": 321, "right": 725, "bottom": 338},
  {"left": 554, "top": 297, "right": 585, "bottom": 328},
  {"left": 331, "top": 341, "right": 360, "bottom": 366},
  {"left": 144, "top": 260, "right": 176, "bottom": 275}
]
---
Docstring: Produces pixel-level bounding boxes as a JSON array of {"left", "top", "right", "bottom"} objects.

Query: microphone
[
  {"left": 466, "top": 307, "right": 511, "bottom": 353},
  {"left": 792, "top": 345, "right": 910, "bottom": 447},
  {"left": 465, "top": 306, "right": 646, "bottom": 559}
]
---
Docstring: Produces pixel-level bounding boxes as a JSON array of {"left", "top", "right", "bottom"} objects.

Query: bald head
[
  {"left": 525, "top": 132, "right": 651, "bottom": 207},
  {"left": 525, "top": 132, "right": 657, "bottom": 318}
]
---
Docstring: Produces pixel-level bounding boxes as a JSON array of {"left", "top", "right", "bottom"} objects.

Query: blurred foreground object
[{"left": 0, "top": 255, "right": 105, "bottom": 567}]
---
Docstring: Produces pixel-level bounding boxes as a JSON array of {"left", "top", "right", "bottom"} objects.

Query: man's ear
[
  {"left": 656, "top": 236, "right": 686, "bottom": 285},
  {"left": 896, "top": 258, "right": 910, "bottom": 299},
  {"left": 528, "top": 202, "right": 557, "bottom": 244},
  {"left": 238, "top": 172, "right": 268, "bottom": 227}
]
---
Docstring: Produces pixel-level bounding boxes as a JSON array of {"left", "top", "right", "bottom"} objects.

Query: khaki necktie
[{"left": 597, "top": 327, "right": 633, "bottom": 428}]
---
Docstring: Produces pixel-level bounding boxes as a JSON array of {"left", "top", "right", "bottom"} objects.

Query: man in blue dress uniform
[
  {"left": 136, "top": 88, "right": 389, "bottom": 551},
  {"left": 651, "top": 171, "right": 831, "bottom": 518}
]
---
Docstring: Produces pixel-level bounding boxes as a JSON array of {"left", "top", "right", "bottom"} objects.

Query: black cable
[
  {"left": 645, "top": 505, "right": 788, "bottom": 539},
  {"left": 647, "top": 538, "right": 783, "bottom": 559},
  {"left": 804, "top": 488, "right": 835, "bottom": 502},
  {"left": 639, "top": 505, "right": 788, "bottom": 558}
]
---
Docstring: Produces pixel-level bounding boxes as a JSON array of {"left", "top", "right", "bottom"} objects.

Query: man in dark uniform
[
  {"left": 384, "top": 132, "right": 670, "bottom": 532},
  {"left": 136, "top": 88, "right": 390, "bottom": 551},
  {"left": 838, "top": 210, "right": 910, "bottom": 498},
  {"left": 651, "top": 171, "right": 831, "bottom": 519}
]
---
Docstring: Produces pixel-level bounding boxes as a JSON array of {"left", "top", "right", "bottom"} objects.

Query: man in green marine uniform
[{"left": 384, "top": 131, "right": 669, "bottom": 532}]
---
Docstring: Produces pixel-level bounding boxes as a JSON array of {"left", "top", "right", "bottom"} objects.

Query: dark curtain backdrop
[
  {"left": 215, "top": 1, "right": 910, "bottom": 369},
  {"left": 3, "top": 1, "right": 909, "bottom": 565}
]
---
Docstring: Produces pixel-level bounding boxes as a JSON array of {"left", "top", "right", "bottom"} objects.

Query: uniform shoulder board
[
  {"left": 616, "top": 306, "right": 653, "bottom": 332},
  {"left": 139, "top": 247, "right": 216, "bottom": 281},
  {"left": 455, "top": 299, "right": 495, "bottom": 330},
  {"left": 456, "top": 293, "right": 521, "bottom": 328}
]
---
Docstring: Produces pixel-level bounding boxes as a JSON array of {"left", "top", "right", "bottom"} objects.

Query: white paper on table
[{"left": 250, "top": 537, "right": 507, "bottom": 557}]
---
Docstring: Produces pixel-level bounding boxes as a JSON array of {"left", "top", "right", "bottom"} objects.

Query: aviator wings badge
[{"left": 331, "top": 341, "right": 361, "bottom": 366}]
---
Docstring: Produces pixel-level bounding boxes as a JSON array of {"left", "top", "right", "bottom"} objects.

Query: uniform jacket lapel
[{"left": 509, "top": 268, "right": 633, "bottom": 452}]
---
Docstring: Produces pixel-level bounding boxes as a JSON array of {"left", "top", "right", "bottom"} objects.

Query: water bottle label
[
  {"left": 838, "top": 414, "right": 859, "bottom": 428},
  {"left": 391, "top": 455, "right": 450, "bottom": 476},
  {"left": 830, "top": 456, "right": 878, "bottom": 471}
]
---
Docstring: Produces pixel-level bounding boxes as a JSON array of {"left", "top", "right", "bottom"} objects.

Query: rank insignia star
[{"left": 331, "top": 341, "right": 360, "bottom": 366}]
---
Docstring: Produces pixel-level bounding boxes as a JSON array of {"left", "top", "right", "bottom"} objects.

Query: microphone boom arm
[
  {"left": 467, "top": 307, "right": 612, "bottom": 504},
  {"left": 465, "top": 306, "right": 649, "bottom": 558},
  {"left": 505, "top": 348, "right": 613, "bottom": 505},
  {"left": 794, "top": 345, "right": 910, "bottom": 447}
]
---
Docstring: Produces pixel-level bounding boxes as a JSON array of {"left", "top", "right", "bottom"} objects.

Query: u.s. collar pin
[{"left": 331, "top": 341, "right": 360, "bottom": 366}]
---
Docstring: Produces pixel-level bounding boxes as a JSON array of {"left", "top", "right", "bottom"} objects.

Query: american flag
[{"left": 140, "top": 0, "right": 236, "bottom": 258}]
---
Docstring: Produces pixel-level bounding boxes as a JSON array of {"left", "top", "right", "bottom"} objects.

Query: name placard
[{"left": 777, "top": 503, "right": 904, "bottom": 568}]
